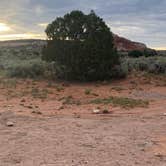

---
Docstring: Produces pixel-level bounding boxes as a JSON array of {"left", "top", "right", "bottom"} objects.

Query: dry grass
[{"left": 90, "top": 96, "right": 149, "bottom": 108}]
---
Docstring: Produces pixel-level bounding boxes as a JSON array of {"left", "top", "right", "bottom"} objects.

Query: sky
[{"left": 0, "top": 0, "right": 166, "bottom": 49}]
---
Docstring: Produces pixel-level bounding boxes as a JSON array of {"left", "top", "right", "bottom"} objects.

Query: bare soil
[{"left": 0, "top": 73, "right": 166, "bottom": 166}]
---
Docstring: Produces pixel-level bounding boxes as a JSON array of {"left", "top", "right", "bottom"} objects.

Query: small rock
[
  {"left": 92, "top": 109, "right": 100, "bottom": 114},
  {"left": 6, "top": 121, "right": 14, "bottom": 127},
  {"left": 155, "top": 153, "right": 163, "bottom": 158},
  {"left": 20, "top": 103, "right": 24, "bottom": 106},
  {"left": 59, "top": 106, "right": 64, "bottom": 110},
  {"left": 31, "top": 110, "right": 42, "bottom": 115},
  {"left": 20, "top": 99, "right": 26, "bottom": 103},
  {"left": 27, "top": 106, "right": 33, "bottom": 109},
  {"left": 102, "top": 109, "right": 110, "bottom": 114},
  {"left": 74, "top": 114, "right": 81, "bottom": 118}
]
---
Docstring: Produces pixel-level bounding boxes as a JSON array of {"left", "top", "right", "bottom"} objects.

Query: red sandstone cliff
[{"left": 113, "top": 34, "right": 147, "bottom": 52}]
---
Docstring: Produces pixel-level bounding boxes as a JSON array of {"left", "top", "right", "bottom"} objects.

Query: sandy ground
[{"left": 0, "top": 73, "right": 166, "bottom": 166}]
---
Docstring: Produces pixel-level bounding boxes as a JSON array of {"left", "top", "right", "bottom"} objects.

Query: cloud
[
  {"left": 0, "top": 23, "right": 11, "bottom": 33},
  {"left": 0, "top": 33, "right": 45, "bottom": 41},
  {"left": 38, "top": 23, "right": 48, "bottom": 28},
  {"left": 0, "top": 0, "right": 165, "bottom": 49}
]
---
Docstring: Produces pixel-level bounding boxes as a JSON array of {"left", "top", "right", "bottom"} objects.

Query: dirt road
[
  {"left": 0, "top": 74, "right": 165, "bottom": 166},
  {"left": 0, "top": 110, "right": 166, "bottom": 166}
]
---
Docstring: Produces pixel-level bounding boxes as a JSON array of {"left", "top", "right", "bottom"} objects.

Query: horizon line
[{"left": 0, "top": 37, "right": 165, "bottom": 51}]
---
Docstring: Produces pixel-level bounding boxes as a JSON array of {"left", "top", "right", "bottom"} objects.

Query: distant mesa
[
  {"left": 0, "top": 39, "right": 46, "bottom": 47},
  {"left": 113, "top": 34, "right": 147, "bottom": 52},
  {"left": 0, "top": 34, "right": 157, "bottom": 53}
]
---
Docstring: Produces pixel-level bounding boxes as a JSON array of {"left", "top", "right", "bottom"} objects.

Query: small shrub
[
  {"left": 61, "top": 96, "right": 81, "bottom": 105},
  {"left": 128, "top": 50, "right": 143, "bottom": 58},
  {"left": 111, "top": 86, "right": 125, "bottom": 91},
  {"left": 55, "top": 85, "right": 64, "bottom": 92},
  {"left": 127, "top": 56, "right": 166, "bottom": 75},
  {"left": 144, "top": 49, "right": 157, "bottom": 57},
  {"left": 31, "top": 88, "right": 40, "bottom": 98},
  {"left": 90, "top": 96, "right": 149, "bottom": 108},
  {"left": 0, "top": 50, "right": 3, "bottom": 56},
  {"left": 111, "top": 59, "right": 128, "bottom": 78},
  {"left": 0, "top": 79, "right": 17, "bottom": 89},
  {"left": 102, "top": 109, "right": 109, "bottom": 114},
  {"left": 7, "top": 60, "right": 48, "bottom": 78},
  {"left": 31, "top": 88, "right": 48, "bottom": 99},
  {"left": 84, "top": 89, "right": 92, "bottom": 95}
]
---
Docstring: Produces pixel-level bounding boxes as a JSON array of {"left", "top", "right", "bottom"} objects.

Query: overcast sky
[{"left": 0, "top": 0, "right": 165, "bottom": 49}]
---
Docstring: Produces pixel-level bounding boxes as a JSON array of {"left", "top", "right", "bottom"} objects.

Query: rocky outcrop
[{"left": 113, "top": 34, "right": 147, "bottom": 52}]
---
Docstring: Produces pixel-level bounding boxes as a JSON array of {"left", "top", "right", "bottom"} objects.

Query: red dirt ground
[{"left": 0, "top": 73, "right": 166, "bottom": 166}]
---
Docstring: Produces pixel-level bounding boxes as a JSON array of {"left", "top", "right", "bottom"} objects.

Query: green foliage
[
  {"left": 90, "top": 96, "right": 149, "bottom": 108},
  {"left": 128, "top": 49, "right": 157, "bottom": 58},
  {"left": 45, "top": 10, "right": 86, "bottom": 41},
  {"left": 128, "top": 50, "right": 143, "bottom": 58},
  {"left": 143, "top": 49, "right": 157, "bottom": 57},
  {"left": 0, "top": 50, "right": 3, "bottom": 56},
  {"left": 0, "top": 45, "right": 42, "bottom": 70},
  {"left": 55, "top": 85, "right": 64, "bottom": 92},
  {"left": 7, "top": 60, "right": 48, "bottom": 78},
  {"left": 127, "top": 56, "right": 166, "bottom": 74},
  {"left": 43, "top": 10, "right": 119, "bottom": 81},
  {"left": 84, "top": 88, "right": 92, "bottom": 95},
  {"left": 0, "top": 79, "right": 17, "bottom": 89},
  {"left": 0, "top": 45, "right": 56, "bottom": 79},
  {"left": 60, "top": 96, "right": 81, "bottom": 105},
  {"left": 111, "top": 59, "right": 128, "bottom": 78},
  {"left": 31, "top": 87, "right": 48, "bottom": 99}
]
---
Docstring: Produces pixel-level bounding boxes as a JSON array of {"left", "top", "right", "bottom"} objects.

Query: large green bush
[{"left": 42, "top": 10, "right": 119, "bottom": 81}]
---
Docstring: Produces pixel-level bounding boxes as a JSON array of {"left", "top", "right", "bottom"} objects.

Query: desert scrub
[
  {"left": 84, "top": 88, "right": 92, "bottom": 95},
  {"left": 0, "top": 45, "right": 49, "bottom": 79},
  {"left": 90, "top": 96, "right": 149, "bottom": 108},
  {"left": 60, "top": 96, "right": 81, "bottom": 105},
  {"left": 127, "top": 56, "right": 166, "bottom": 75},
  {"left": 0, "top": 79, "right": 17, "bottom": 89},
  {"left": 55, "top": 85, "right": 64, "bottom": 92},
  {"left": 31, "top": 88, "right": 48, "bottom": 99},
  {"left": 111, "top": 86, "right": 126, "bottom": 91},
  {"left": 7, "top": 59, "right": 49, "bottom": 78},
  {"left": 111, "top": 58, "right": 128, "bottom": 78}
]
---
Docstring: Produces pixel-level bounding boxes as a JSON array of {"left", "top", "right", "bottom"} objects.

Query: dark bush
[
  {"left": 0, "top": 50, "right": 3, "bottom": 56},
  {"left": 128, "top": 50, "right": 143, "bottom": 58},
  {"left": 144, "top": 49, "right": 157, "bottom": 57},
  {"left": 42, "top": 10, "right": 119, "bottom": 81}
]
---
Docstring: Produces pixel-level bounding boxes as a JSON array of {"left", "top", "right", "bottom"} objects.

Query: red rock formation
[{"left": 113, "top": 34, "right": 147, "bottom": 52}]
